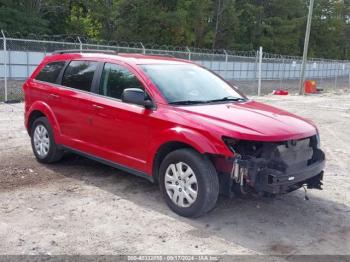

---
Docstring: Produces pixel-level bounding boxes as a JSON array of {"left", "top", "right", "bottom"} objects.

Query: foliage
[{"left": 0, "top": 0, "right": 348, "bottom": 59}]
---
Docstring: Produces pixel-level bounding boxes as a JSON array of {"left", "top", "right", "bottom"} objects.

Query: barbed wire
[{"left": 1, "top": 30, "right": 349, "bottom": 64}]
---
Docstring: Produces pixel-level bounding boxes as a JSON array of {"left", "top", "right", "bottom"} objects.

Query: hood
[{"left": 176, "top": 100, "right": 317, "bottom": 142}]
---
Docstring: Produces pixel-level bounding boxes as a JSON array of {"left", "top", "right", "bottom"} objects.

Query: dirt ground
[{"left": 0, "top": 92, "right": 349, "bottom": 256}]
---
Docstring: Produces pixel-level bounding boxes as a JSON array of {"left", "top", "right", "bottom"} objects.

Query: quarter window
[
  {"left": 62, "top": 60, "right": 98, "bottom": 92},
  {"left": 99, "top": 63, "right": 144, "bottom": 99},
  {"left": 35, "top": 61, "right": 66, "bottom": 83}
]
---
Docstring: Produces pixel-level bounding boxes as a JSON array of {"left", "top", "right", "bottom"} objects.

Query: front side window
[
  {"left": 99, "top": 63, "right": 144, "bottom": 99},
  {"left": 62, "top": 60, "right": 98, "bottom": 92},
  {"left": 35, "top": 61, "right": 66, "bottom": 84},
  {"left": 141, "top": 64, "right": 244, "bottom": 105}
]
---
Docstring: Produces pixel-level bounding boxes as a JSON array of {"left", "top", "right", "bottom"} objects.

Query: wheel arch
[
  {"left": 151, "top": 141, "right": 199, "bottom": 183},
  {"left": 147, "top": 127, "right": 233, "bottom": 180},
  {"left": 27, "top": 110, "right": 46, "bottom": 135},
  {"left": 26, "top": 101, "right": 62, "bottom": 143}
]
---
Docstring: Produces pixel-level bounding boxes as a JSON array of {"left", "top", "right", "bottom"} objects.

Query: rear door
[{"left": 53, "top": 60, "right": 99, "bottom": 150}]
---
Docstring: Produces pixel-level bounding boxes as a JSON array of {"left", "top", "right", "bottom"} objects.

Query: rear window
[
  {"left": 35, "top": 61, "right": 66, "bottom": 84},
  {"left": 62, "top": 60, "right": 98, "bottom": 92}
]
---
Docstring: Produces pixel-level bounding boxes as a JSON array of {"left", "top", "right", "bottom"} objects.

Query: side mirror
[{"left": 121, "top": 88, "right": 153, "bottom": 109}]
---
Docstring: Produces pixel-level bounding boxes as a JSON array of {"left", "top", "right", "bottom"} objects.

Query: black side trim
[
  {"left": 62, "top": 146, "right": 154, "bottom": 183},
  {"left": 56, "top": 61, "right": 70, "bottom": 85},
  {"left": 91, "top": 62, "right": 104, "bottom": 94}
]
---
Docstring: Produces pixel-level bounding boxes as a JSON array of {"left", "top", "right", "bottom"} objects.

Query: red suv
[{"left": 23, "top": 50, "right": 325, "bottom": 217}]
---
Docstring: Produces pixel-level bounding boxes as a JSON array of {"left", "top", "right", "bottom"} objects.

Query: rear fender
[{"left": 26, "top": 101, "right": 62, "bottom": 144}]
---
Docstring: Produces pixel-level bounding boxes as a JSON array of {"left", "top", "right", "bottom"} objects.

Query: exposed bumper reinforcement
[{"left": 254, "top": 159, "right": 325, "bottom": 194}]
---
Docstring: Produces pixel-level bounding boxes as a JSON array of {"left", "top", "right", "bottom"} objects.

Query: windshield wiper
[
  {"left": 205, "top": 96, "right": 246, "bottom": 103},
  {"left": 169, "top": 97, "right": 246, "bottom": 105},
  {"left": 168, "top": 100, "right": 208, "bottom": 105}
]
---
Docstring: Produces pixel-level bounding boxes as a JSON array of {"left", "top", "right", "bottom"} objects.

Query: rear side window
[
  {"left": 62, "top": 60, "right": 98, "bottom": 92},
  {"left": 35, "top": 61, "right": 66, "bottom": 83},
  {"left": 99, "top": 63, "right": 144, "bottom": 99}
]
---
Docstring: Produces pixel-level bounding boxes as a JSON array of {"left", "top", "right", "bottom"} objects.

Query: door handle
[
  {"left": 92, "top": 104, "right": 104, "bottom": 110},
  {"left": 49, "top": 93, "right": 60, "bottom": 99}
]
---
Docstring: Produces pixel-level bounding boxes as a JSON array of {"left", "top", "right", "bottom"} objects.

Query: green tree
[
  {"left": 115, "top": 0, "right": 189, "bottom": 45},
  {"left": 0, "top": 0, "right": 50, "bottom": 34},
  {"left": 65, "top": 1, "right": 102, "bottom": 38},
  {"left": 0, "top": 0, "right": 348, "bottom": 59},
  {"left": 212, "top": 0, "right": 239, "bottom": 49},
  {"left": 309, "top": 0, "right": 349, "bottom": 59}
]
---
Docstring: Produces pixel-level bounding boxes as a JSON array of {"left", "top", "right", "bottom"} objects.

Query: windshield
[{"left": 141, "top": 64, "right": 245, "bottom": 105}]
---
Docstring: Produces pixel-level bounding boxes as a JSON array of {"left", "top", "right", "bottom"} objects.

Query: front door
[{"left": 90, "top": 62, "right": 152, "bottom": 172}]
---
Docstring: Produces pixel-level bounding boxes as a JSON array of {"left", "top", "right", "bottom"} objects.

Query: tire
[
  {"left": 30, "top": 117, "right": 64, "bottom": 163},
  {"left": 159, "top": 148, "right": 219, "bottom": 217}
]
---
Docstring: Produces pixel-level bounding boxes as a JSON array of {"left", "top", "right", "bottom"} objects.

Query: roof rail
[
  {"left": 118, "top": 53, "right": 175, "bottom": 58},
  {"left": 52, "top": 49, "right": 118, "bottom": 55}
]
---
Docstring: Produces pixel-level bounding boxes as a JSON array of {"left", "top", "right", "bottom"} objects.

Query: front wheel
[{"left": 159, "top": 149, "right": 219, "bottom": 217}]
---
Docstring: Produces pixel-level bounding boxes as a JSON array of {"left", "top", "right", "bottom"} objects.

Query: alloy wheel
[{"left": 33, "top": 124, "right": 50, "bottom": 158}]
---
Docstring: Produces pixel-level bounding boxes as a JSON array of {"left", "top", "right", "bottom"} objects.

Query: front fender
[
  {"left": 26, "top": 101, "right": 62, "bottom": 144},
  {"left": 146, "top": 126, "right": 233, "bottom": 174}
]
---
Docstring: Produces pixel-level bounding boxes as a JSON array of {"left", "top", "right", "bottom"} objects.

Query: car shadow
[{"left": 46, "top": 153, "right": 350, "bottom": 255}]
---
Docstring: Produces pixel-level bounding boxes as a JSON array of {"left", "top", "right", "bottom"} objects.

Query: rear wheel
[
  {"left": 31, "top": 117, "right": 64, "bottom": 163},
  {"left": 159, "top": 149, "right": 219, "bottom": 217}
]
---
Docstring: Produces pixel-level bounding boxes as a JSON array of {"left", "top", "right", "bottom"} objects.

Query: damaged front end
[{"left": 214, "top": 135, "right": 325, "bottom": 197}]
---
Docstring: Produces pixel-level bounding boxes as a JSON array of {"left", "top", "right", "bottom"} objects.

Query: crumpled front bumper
[
  {"left": 242, "top": 149, "right": 326, "bottom": 194},
  {"left": 254, "top": 159, "right": 325, "bottom": 194},
  {"left": 217, "top": 148, "right": 326, "bottom": 196}
]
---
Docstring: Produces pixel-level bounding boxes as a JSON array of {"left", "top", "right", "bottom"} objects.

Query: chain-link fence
[
  {"left": 0, "top": 32, "right": 5, "bottom": 102},
  {"left": 1, "top": 31, "right": 350, "bottom": 102}
]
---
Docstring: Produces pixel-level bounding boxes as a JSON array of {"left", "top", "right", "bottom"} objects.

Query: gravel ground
[{"left": 0, "top": 92, "right": 349, "bottom": 256}]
